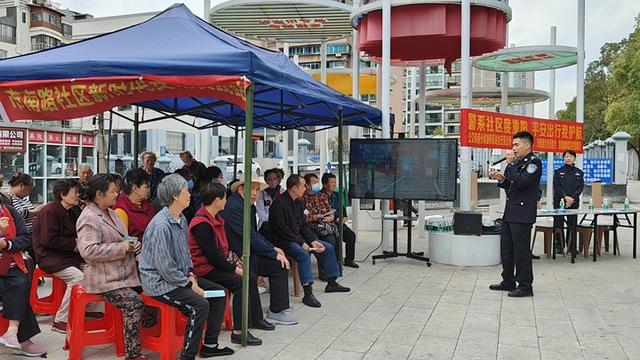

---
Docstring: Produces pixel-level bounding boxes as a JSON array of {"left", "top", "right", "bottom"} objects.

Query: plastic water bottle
[
  {"left": 625, "top": 197, "right": 630, "bottom": 210},
  {"left": 559, "top": 198, "right": 565, "bottom": 210},
  {"left": 588, "top": 198, "right": 594, "bottom": 211},
  {"left": 603, "top": 198, "right": 609, "bottom": 210}
]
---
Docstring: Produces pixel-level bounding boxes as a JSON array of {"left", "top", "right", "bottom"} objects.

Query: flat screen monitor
[{"left": 348, "top": 138, "right": 457, "bottom": 201}]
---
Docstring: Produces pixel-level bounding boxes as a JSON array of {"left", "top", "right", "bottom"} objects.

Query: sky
[{"left": 59, "top": 0, "right": 640, "bottom": 118}]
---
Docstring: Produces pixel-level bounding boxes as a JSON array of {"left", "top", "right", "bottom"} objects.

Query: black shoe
[
  {"left": 200, "top": 345, "right": 235, "bottom": 357},
  {"left": 302, "top": 294, "right": 321, "bottom": 308},
  {"left": 489, "top": 282, "right": 516, "bottom": 291},
  {"left": 508, "top": 288, "right": 534, "bottom": 298},
  {"left": 343, "top": 261, "right": 359, "bottom": 269},
  {"left": 555, "top": 248, "right": 564, "bottom": 255},
  {"left": 318, "top": 275, "right": 328, "bottom": 282},
  {"left": 531, "top": 254, "right": 541, "bottom": 260},
  {"left": 252, "top": 319, "right": 275, "bottom": 331},
  {"left": 231, "top": 332, "right": 262, "bottom": 346},
  {"left": 325, "top": 283, "right": 351, "bottom": 293}
]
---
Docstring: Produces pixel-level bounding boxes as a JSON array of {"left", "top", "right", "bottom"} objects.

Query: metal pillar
[
  {"left": 546, "top": 26, "right": 557, "bottom": 209},
  {"left": 381, "top": 0, "right": 391, "bottom": 250},
  {"left": 202, "top": 0, "right": 212, "bottom": 167},
  {"left": 351, "top": 28, "right": 361, "bottom": 233},
  {"left": 319, "top": 42, "right": 328, "bottom": 172},
  {"left": 499, "top": 71, "right": 509, "bottom": 211},
  {"left": 282, "top": 43, "right": 290, "bottom": 178},
  {"left": 292, "top": 52, "right": 299, "bottom": 175},
  {"left": 459, "top": 0, "right": 472, "bottom": 211},
  {"left": 133, "top": 106, "right": 140, "bottom": 168},
  {"left": 240, "top": 84, "right": 254, "bottom": 346},
  {"left": 233, "top": 127, "right": 239, "bottom": 177},
  {"left": 418, "top": 60, "right": 426, "bottom": 238},
  {"left": 576, "top": 0, "right": 585, "bottom": 168},
  {"left": 337, "top": 107, "right": 344, "bottom": 273},
  {"left": 409, "top": 68, "right": 417, "bottom": 138}
]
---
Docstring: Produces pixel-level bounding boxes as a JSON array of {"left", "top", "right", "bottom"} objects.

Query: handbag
[{"left": 310, "top": 221, "right": 338, "bottom": 237}]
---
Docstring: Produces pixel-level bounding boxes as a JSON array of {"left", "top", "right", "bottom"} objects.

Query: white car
[{"left": 216, "top": 156, "right": 261, "bottom": 178}]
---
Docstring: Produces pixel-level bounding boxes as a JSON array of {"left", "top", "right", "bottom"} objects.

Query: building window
[
  {"left": 299, "top": 62, "right": 320, "bottom": 70},
  {"left": 328, "top": 61, "right": 345, "bottom": 69},
  {"left": 0, "top": 23, "right": 16, "bottom": 44},
  {"left": 62, "top": 23, "right": 72, "bottom": 38},
  {"left": 29, "top": 144, "right": 45, "bottom": 177},
  {"left": 289, "top": 45, "right": 321, "bottom": 56},
  {"left": 22, "top": 12, "right": 26, "bottom": 24},
  {"left": 166, "top": 131, "right": 185, "bottom": 153},
  {"left": 326, "top": 43, "right": 349, "bottom": 55},
  {"left": 360, "top": 94, "right": 376, "bottom": 102},
  {"left": 0, "top": 49, "right": 7, "bottom": 59},
  {"left": 31, "top": 34, "right": 61, "bottom": 51},
  {"left": 46, "top": 144, "right": 63, "bottom": 178},
  {"left": 31, "top": 12, "right": 43, "bottom": 22},
  {"left": 360, "top": 60, "right": 375, "bottom": 69}
]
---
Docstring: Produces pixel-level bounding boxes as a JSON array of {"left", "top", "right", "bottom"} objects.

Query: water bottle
[
  {"left": 559, "top": 198, "right": 565, "bottom": 210},
  {"left": 603, "top": 198, "right": 609, "bottom": 210},
  {"left": 625, "top": 197, "right": 630, "bottom": 210},
  {"left": 588, "top": 198, "right": 594, "bottom": 211}
]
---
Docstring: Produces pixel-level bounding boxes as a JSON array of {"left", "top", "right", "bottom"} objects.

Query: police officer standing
[
  {"left": 488, "top": 131, "right": 541, "bottom": 297},
  {"left": 553, "top": 150, "right": 584, "bottom": 254}
]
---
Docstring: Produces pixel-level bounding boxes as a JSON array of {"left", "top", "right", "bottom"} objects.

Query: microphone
[{"left": 492, "top": 157, "right": 506, "bottom": 166}]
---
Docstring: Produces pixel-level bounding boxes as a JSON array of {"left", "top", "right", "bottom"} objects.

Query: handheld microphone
[{"left": 492, "top": 157, "right": 506, "bottom": 166}]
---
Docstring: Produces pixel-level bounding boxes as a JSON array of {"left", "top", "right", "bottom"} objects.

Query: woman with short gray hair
[{"left": 139, "top": 174, "right": 232, "bottom": 359}]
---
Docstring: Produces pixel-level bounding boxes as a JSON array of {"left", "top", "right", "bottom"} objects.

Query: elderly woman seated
[
  {"left": 32, "top": 179, "right": 102, "bottom": 334},
  {"left": 113, "top": 168, "right": 156, "bottom": 240},
  {"left": 0, "top": 202, "right": 47, "bottom": 356},
  {"left": 140, "top": 174, "right": 233, "bottom": 359},
  {"left": 77, "top": 174, "right": 146, "bottom": 360}
]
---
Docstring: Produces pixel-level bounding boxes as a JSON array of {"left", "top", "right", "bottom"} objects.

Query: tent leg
[
  {"left": 241, "top": 84, "right": 254, "bottom": 347},
  {"left": 133, "top": 106, "right": 140, "bottom": 168},
  {"left": 234, "top": 127, "right": 239, "bottom": 178},
  {"left": 337, "top": 107, "right": 344, "bottom": 274}
]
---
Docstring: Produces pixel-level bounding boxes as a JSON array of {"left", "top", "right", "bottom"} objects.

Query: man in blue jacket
[{"left": 220, "top": 177, "right": 297, "bottom": 325}]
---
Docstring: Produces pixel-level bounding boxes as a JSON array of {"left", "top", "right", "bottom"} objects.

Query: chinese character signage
[
  {"left": 47, "top": 132, "right": 63, "bottom": 144},
  {"left": 461, "top": 109, "right": 584, "bottom": 153},
  {"left": 0, "top": 128, "right": 25, "bottom": 152},
  {"left": 81, "top": 134, "right": 95, "bottom": 147},
  {"left": 29, "top": 130, "right": 44, "bottom": 143},
  {"left": 258, "top": 18, "right": 327, "bottom": 29},
  {"left": 64, "top": 133, "right": 80, "bottom": 145},
  {"left": 0, "top": 75, "right": 250, "bottom": 122},
  {"left": 540, "top": 157, "right": 613, "bottom": 184}
]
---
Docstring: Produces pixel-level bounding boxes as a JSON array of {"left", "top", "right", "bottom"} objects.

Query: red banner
[
  {"left": 47, "top": 131, "right": 63, "bottom": 144},
  {"left": 81, "top": 134, "right": 95, "bottom": 147},
  {"left": 0, "top": 128, "right": 26, "bottom": 152},
  {"left": 29, "top": 130, "right": 45, "bottom": 143},
  {"left": 0, "top": 75, "right": 250, "bottom": 122},
  {"left": 65, "top": 133, "right": 80, "bottom": 145},
  {"left": 460, "top": 109, "right": 584, "bottom": 153}
]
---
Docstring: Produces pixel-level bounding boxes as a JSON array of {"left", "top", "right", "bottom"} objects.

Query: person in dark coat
[
  {"left": 553, "top": 150, "right": 584, "bottom": 254},
  {"left": 32, "top": 179, "right": 99, "bottom": 333},
  {"left": 220, "top": 177, "right": 297, "bottom": 325},
  {"left": 489, "top": 131, "right": 542, "bottom": 298}
]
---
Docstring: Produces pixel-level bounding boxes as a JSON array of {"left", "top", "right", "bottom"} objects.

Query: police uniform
[
  {"left": 553, "top": 164, "right": 584, "bottom": 251},
  {"left": 497, "top": 152, "right": 542, "bottom": 294}
]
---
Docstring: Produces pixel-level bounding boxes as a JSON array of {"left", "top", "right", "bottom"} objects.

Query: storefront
[{"left": 0, "top": 127, "right": 96, "bottom": 204}]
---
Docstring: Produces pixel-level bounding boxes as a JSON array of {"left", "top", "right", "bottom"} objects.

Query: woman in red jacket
[{"left": 113, "top": 168, "right": 156, "bottom": 240}]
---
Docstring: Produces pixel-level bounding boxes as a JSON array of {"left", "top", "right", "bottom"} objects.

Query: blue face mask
[
  {"left": 311, "top": 183, "right": 322, "bottom": 193},
  {"left": 187, "top": 179, "right": 194, "bottom": 190}
]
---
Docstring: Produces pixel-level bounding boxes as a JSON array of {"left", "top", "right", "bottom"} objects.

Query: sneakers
[
  {"left": 231, "top": 332, "right": 262, "bottom": 346},
  {"left": 0, "top": 327, "right": 20, "bottom": 349},
  {"left": 325, "top": 283, "right": 350, "bottom": 293},
  {"left": 51, "top": 321, "right": 67, "bottom": 334},
  {"left": 265, "top": 309, "right": 298, "bottom": 325},
  {"left": 343, "top": 261, "right": 359, "bottom": 269},
  {"left": 200, "top": 344, "right": 235, "bottom": 358},
  {"left": 302, "top": 294, "right": 321, "bottom": 308},
  {"left": 14, "top": 340, "right": 47, "bottom": 357}
]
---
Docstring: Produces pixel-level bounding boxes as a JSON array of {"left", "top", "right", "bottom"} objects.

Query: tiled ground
[{"left": 3, "top": 224, "right": 640, "bottom": 360}]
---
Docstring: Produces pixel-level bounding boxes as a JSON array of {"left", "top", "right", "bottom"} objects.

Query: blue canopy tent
[{"left": 0, "top": 3, "right": 384, "bottom": 345}]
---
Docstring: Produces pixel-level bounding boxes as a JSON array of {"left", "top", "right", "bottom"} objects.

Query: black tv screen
[{"left": 348, "top": 138, "right": 457, "bottom": 201}]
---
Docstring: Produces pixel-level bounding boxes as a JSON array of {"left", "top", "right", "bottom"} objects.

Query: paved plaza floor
[{"left": 3, "top": 224, "right": 640, "bottom": 360}]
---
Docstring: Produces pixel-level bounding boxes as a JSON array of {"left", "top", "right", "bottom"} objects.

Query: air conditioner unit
[{"left": 335, "top": 53, "right": 342, "bottom": 57}]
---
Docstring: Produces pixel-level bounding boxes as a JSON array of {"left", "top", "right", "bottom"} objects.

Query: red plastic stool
[
  {"left": 0, "top": 314, "right": 8, "bottom": 334},
  {"left": 63, "top": 285, "right": 124, "bottom": 360},
  {"left": 140, "top": 294, "right": 187, "bottom": 360},
  {"left": 30, "top": 267, "right": 67, "bottom": 316},
  {"left": 223, "top": 290, "right": 233, "bottom": 331}
]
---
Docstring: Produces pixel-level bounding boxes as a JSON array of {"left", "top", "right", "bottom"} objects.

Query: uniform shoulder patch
[{"left": 526, "top": 163, "right": 538, "bottom": 174}]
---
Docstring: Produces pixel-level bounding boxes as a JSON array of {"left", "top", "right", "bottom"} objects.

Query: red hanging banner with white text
[
  {"left": 0, "top": 75, "right": 250, "bottom": 122},
  {"left": 460, "top": 108, "right": 584, "bottom": 153}
]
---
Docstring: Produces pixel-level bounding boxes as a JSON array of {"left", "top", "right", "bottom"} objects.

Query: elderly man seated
[{"left": 268, "top": 174, "right": 350, "bottom": 308}]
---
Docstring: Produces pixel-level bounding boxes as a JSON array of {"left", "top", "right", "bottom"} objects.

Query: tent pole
[
  {"left": 133, "top": 106, "right": 140, "bottom": 168},
  {"left": 234, "top": 127, "right": 239, "bottom": 178},
  {"left": 107, "top": 112, "right": 113, "bottom": 170},
  {"left": 337, "top": 106, "right": 344, "bottom": 274},
  {"left": 240, "top": 84, "right": 254, "bottom": 347}
]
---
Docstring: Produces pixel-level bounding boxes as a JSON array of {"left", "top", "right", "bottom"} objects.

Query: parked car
[{"left": 215, "top": 155, "right": 261, "bottom": 178}]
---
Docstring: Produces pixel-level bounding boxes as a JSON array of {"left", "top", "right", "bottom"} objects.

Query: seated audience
[
  {"left": 320, "top": 173, "right": 359, "bottom": 268},
  {"left": 169, "top": 168, "right": 197, "bottom": 223},
  {"left": 32, "top": 179, "right": 101, "bottom": 333},
  {"left": 77, "top": 174, "right": 146, "bottom": 360},
  {"left": 189, "top": 182, "right": 269, "bottom": 346},
  {"left": 0, "top": 203, "right": 47, "bottom": 356},
  {"left": 220, "top": 177, "right": 297, "bottom": 325},
  {"left": 7, "top": 173, "right": 41, "bottom": 234},
  {"left": 268, "top": 174, "right": 350, "bottom": 308},
  {"left": 180, "top": 151, "right": 207, "bottom": 184},
  {"left": 113, "top": 168, "right": 156, "bottom": 240},
  {"left": 140, "top": 175, "right": 233, "bottom": 359}
]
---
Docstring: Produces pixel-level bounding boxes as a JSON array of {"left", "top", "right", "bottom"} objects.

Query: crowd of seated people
[{"left": 0, "top": 155, "right": 358, "bottom": 359}]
